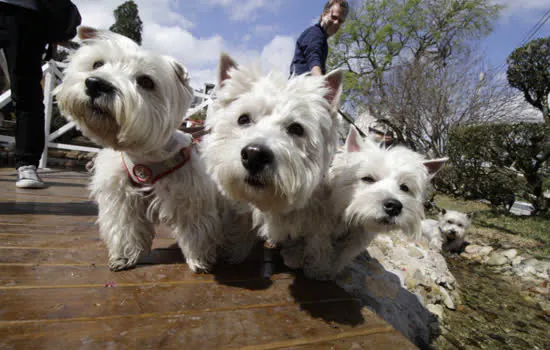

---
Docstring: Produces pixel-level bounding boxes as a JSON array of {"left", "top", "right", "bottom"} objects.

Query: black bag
[{"left": 36, "top": 0, "right": 82, "bottom": 43}]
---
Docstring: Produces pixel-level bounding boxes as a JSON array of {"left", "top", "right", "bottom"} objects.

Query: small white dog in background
[
  {"left": 56, "top": 28, "right": 255, "bottom": 272},
  {"left": 328, "top": 127, "right": 448, "bottom": 276},
  {"left": 421, "top": 209, "right": 472, "bottom": 252},
  {"left": 202, "top": 54, "right": 344, "bottom": 279}
]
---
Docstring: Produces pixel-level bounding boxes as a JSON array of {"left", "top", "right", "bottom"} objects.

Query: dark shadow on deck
[
  {"left": 336, "top": 252, "right": 441, "bottom": 349},
  {"left": 0, "top": 201, "right": 98, "bottom": 216}
]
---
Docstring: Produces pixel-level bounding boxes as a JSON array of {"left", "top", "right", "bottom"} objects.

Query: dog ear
[
  {"left": 466, "top": 212, "right": 475, "bottom": 219},
  {"left": 440, "top": 208, "right": 447, "bottom": 215},
  {"left": 423, "top": 157, "right": 448, "bottom": 177},
  {"left": 170, "top": 59, "right": 190, "bottom": 87},
  {"left": 323, "top": 69, "right": 344, "bottom": 110},
  {"left": 78, "top": 26, "right": 99, "bottom": 40},
  {"left": 218, "top": 53, "right": 238, "bottom": 87},
  {"left": 345, "top": 126, "right": 362, "bottom": 153}
]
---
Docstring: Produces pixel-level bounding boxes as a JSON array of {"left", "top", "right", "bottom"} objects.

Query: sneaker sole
[{"left": 16, "top": 180, "right": 47, "bottom": 189}]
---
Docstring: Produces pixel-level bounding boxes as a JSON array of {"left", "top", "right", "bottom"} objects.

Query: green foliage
[
  {"left": 189, "top": 108, "right": 207, "bottom": 121},
  {"left": 109, "top": 0, "right": 143, "bottom": 45},
  {"left": 444, "top": 123, "right": 550, "bottom": 214},
  {"left": 329, "top": 0, "right": 502, "bottom": 106},
  {"left": 507, "top": 37, "right": 550, "bottom": 123}
]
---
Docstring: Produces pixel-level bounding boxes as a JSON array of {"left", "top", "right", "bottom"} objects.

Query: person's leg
[{"left": 0, "top": 4, "right": 47, "bottom": 188}]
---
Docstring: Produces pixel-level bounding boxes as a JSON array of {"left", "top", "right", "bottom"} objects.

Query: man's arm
[{"left": 303, "top": 29, "right": 325, "bottom": 75}]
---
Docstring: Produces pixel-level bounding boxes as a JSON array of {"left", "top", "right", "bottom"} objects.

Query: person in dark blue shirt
[{"left": 290, "top": 0, "right": 348, "bottom": 77}]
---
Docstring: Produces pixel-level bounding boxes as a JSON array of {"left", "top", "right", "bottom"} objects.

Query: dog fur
[
  {"left": 55, "top": 28, "right": 255, "bottom": 272},
  {"left": 421, "top": 209, "right": 472, "bottom": 252},
  {"left": 327, "top": 127, "right": 448, "bottom": 275},
  {"left": 202, "top": 54, "right": 344, "bottom": 279}
]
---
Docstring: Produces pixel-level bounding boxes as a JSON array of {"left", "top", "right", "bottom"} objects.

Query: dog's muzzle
[{"left": 241, "top": 143, "right": 274, "bottom": 175}]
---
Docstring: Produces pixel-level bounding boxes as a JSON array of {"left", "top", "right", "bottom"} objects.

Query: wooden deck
[{"left": 0, "top": 168, "right": 415, "bottom": 349}]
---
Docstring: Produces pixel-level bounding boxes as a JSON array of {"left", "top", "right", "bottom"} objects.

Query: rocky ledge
[{"left": 336, "top": 232, "right": 460, "bottom": 348}]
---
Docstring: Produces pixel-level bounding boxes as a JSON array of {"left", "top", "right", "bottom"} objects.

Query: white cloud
[
  {"left": 260, "top": 35, "right": 295, "bottom": 75},
  {"left": 73, "top": 0, "right": 193, "bottom": 29},
  {"left": 70, "top": 0, "right": 295, "bottom": 90},
  {"left": 142, "top": 23, "right": 223, "bottom": 67}
]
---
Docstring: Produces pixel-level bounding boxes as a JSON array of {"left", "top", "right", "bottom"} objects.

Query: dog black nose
[
  {"left": 383, "top": 199, "right": 403, "bottom": 217},
  {"left": 241, "top": 143, "right": 274, "bottom": 174},
  {"left": 85, "top": 77, "right": 116, "bottom": 99}
]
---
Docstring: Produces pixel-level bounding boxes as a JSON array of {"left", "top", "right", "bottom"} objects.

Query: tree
[
  {"left": 109, "top": 0, "right": 143, "bottom": 45},
  {"left": 329, "top": 0, "right": 502, "bottom": 108},
  {"left": 444, "top": 123, "right": 550, "bottom": 214},
  {"left": 329, "top": 0, "right": 503, "bottom": 154},
  {"left": 362, "top": 49, "right": 516, "bottom": 156},
  {"left": 507, "top": 37, "right": 550, "bottom": 123}
]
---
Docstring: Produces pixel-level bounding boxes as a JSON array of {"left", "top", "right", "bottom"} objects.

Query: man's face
[{"left": 321, "top": 4, "right": 346, "bottom": 37}]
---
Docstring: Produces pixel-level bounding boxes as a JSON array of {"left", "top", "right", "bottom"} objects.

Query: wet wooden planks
[{"left": 0, "top": 168, "right": 416, "bottom": 349}]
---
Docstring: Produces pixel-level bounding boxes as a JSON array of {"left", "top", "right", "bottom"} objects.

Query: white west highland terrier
[
  {"left": 55, "top": 28, "right": 254, "bottom": 272},
  {"left": 327, "top": 127, "right": 448, "bottom": 276},
  {"left": 421, "top": 209, "right": 472, "bottom": 252},
  {"left": 202, "top": 54, "right": 344, "bottom": 278}
]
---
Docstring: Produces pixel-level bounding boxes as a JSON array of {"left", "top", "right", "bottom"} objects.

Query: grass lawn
[{"left": 431, "top": 194, "right": 550, "bottom": 258}]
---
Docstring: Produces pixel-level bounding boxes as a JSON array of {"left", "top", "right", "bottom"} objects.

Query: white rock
[
  {"left": 501, "top": 249, "right": 518, "bottom": 260},
  {"left": 439, "top": 287, "right": 456, "bottom": 310},
  {"left": 464, "top": 244, "right": 483, "bottom": 254},
  {"left": 427, "top": 304, "right": 444, "bottom": 320},
  {"left": 486, "top": 252, "right": 509, "bottom": 266},
  {"left": 478, "top": 246, "right": 494, "bottom": 256},
  {"left": 511, "top": 256, "right": 524, "bottom": 266}
]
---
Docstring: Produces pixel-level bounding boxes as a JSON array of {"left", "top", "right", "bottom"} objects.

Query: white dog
[
  {"left": 202, "top": 54, "right": 344, "bottom": 278},
  {"left": 421, "top": 209, "right": 472, "bottom": 252},
  {"left": 56, "top": 28, "right": 255, "bottom": 272},
  {"left": 327, "top": 127, "right": 448, "bottom": 276}
]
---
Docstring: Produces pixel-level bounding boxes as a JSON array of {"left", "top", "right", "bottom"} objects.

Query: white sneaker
[{"left": 16, "top": 165, "right": 47, "bottom": 189}]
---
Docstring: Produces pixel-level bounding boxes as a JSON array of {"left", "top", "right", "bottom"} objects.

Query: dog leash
[{"left": 338, "top": 109, "right": 366, "bottom": 137}]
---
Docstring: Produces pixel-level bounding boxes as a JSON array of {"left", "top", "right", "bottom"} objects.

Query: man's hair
[{"left": 322, "top": 0, "right": 349, "bottom": 19}]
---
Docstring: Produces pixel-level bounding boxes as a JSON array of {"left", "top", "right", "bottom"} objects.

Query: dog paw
[
  {"left": 186, "top": 259, "right": 212, "bottom": 274},
  {"left": 108, "top": 258, "right": 136, "bottom": 272}
]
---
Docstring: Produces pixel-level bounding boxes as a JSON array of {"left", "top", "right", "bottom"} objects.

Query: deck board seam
[
  {"left": 0, "top": 298, "right": 363, "bottom": 326},
  {"left": 227, "top": 326, "right": 398, "bottom": 350}
]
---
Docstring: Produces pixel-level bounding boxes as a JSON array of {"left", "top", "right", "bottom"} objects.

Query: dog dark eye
[
  {"left": 457, "top": 223, "right": 463, "bottom": 227},
  {"left": 287, "top": 122, "right": 305, "bottom": 136},
  {"left": 447, "top": 220, "right": 453, "bottom": 225},
  {"left": 137, "top": 75, "right": 155, "bottom": 90},
  {"left": 400, "top": 184, "right": 409, "bottom": 192},
  {"left": 362, "top": 176, "right": 375, "bottom": 183},
  {"left": 238, "top": 114, "right": 251, "bottom": 125},
  {"left": 93, "top": 60, "right": 104, "bottom": 69}
]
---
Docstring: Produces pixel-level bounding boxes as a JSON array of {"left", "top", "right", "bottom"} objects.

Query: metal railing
[{"left": 0, "top": 60, "right": 214, "bottom": 168}]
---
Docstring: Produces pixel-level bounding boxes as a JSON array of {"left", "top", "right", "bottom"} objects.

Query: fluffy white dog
[
  {"left": 327, "top": 127, "right": 448, "bottom": 276},
  {"left": 202, "top": 54, "right": 344, "bottom": 278},
  {"left": 56, "top": 28, "right": 255, "bottom": 272},
  {"left": 421, "top": 209, "right": 472, "bottom": 252}
]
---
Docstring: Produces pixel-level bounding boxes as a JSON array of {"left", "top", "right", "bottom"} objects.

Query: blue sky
[{"left": 72, "top": 0, "right": 550, "bottom": 89}]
